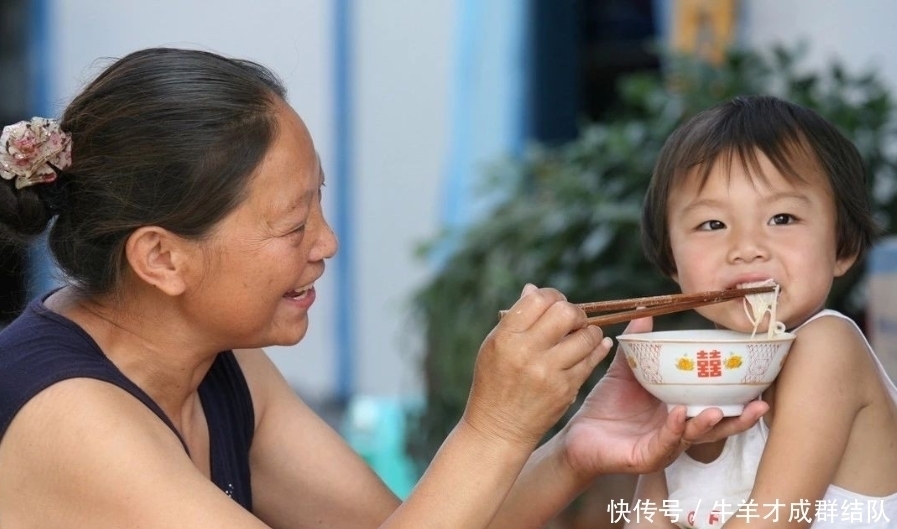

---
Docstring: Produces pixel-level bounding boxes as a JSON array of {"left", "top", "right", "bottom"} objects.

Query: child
[{"left": 626, "top": 95, "right": 897, "bottom": 528}]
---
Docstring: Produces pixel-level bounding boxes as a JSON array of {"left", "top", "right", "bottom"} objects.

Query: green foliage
[{"left": 405, "top": 43, "right": 897, "bottom": 471}]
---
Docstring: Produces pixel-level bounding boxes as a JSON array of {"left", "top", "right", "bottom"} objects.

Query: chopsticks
[{"left": 498, "top": 285, "right": 777, "bottom": 327}]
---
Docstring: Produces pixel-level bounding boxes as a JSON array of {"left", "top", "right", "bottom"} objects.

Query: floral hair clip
[{"left": 0, "top": 117, "right": 72, "bottom": 189}]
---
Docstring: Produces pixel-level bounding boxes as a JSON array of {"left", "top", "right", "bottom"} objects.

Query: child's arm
[
  {"left": 625, "top": 472, "right": 679, "bottom": 529},
  {"left": 723, "top": 316, "right": 871, "bottom": 528}
]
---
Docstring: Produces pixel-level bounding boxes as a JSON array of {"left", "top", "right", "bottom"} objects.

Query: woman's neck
[{"left": 43, "top": 286, "right": 219, "bottom": 420}]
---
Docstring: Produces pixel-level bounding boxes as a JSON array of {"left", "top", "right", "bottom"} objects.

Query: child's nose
[{"left": 726, "top": 227, "right": 769, "bottom": 263}]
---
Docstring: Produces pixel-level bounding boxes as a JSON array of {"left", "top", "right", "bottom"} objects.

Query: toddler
[{"left": 626, "top": 95, "right": 897, "bottom": 528}]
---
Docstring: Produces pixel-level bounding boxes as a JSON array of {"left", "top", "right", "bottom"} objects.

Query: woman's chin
[
  {"left": 260, "top": 319, "right": 310, "bottom": 348},
  {"left": 276, "top": 330, "right": 308, "bottom": 347}
]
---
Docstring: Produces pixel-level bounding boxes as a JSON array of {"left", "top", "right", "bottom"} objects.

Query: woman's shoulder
[
  {"left": 232, "top": 348, "right": 288, "bottom": 396},
  {"left": 0, "top": 376, "right": 262, "bottom": 528},
  {"left": 230, "top": 348, "right": 340, "bottom": 450},
  {"left": 0, "top": 376, "right": 190, "bottom": 490},
  {"left": 0, "top": 298, "right": 136, "bottom": 440},
  {"left": 231, "top": 348, "right": 310, "bottom": 429}
]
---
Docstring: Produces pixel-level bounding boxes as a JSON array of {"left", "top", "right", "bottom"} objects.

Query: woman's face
[
  {"left": 666, "top": 151, "right": 855, "bottom": 331},
  {"left": 187, "top": 101, "right": 338, "bottom": 349}
]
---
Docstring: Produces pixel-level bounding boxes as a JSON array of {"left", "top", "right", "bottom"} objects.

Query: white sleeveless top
[{"left": 663, "top": 310, "right": 897, "bottom": 528}]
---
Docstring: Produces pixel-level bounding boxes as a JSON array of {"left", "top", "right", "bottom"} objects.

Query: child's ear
[
  {"left": 124, "top": 226, "right": 192, "bottom": 295},
  {"left": 834, "top": 253, "right": 859, "bottom": 277}
]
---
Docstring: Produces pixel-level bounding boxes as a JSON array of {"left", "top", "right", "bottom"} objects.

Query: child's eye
[
  {"left": 697, "top": 220, "right": 725, "bottom": 231},
  {"left": 769, "top": 213, "right": 795, "bottom": 225}
]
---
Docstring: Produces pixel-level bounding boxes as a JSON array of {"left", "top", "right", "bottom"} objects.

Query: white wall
[
  {"left": 741, "top": 0, "right": 897, "bottom": 91},
  {"left": 352, "top": 1, "right": 455, "bottom": 397}
]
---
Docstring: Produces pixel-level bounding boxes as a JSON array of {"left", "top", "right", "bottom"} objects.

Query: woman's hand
[
  {"left": 562, "top": 316, "right": 769, "bottom": 477},
  {"left": 376, "top": 284, "right": 615, "bottom": 528},
  {"left": 463, "top": 284, "right": 614, "bottom": 449}
]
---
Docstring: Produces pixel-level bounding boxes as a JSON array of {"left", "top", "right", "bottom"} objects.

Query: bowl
[{"left": 616, "top": 329, "right": 796, "bottom": 417}]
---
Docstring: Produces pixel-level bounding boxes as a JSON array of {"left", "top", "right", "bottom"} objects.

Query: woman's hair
[
  {"left": 641, "top": 94, "right": 879, "bottom": 277},
  {"left": 0, "top": 47, "right": 287, "bottom": 295}
]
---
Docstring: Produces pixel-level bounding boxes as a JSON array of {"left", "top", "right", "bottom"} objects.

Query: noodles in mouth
[{"left": 741, "top": 279, "right": 786, "bottom": 338}]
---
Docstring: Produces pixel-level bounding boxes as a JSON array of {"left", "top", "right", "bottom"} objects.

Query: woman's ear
[{"left": 124, "top": 226, "right": 193, "bottom": 296}]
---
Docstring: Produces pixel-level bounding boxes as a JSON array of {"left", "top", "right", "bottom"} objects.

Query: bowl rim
[{"left": 616, "top": 329, "right": 796, "bottom": 343}]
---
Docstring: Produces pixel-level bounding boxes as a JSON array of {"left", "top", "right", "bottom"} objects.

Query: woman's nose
[{"left": 310, "top": 216, "right": 339, "bottom": 261}]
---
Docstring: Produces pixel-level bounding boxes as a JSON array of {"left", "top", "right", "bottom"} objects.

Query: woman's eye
[
  {"left": 698, "top": 220, "right": 725, "bottom": 231},
  {"left": 288, "top": 224, "right": 307, "bottom": 236},
  {"left": 769, "top": 213, "right": 795, "bottom": 225}
]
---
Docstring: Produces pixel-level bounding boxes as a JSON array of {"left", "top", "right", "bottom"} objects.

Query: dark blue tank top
[{"left": 0, "top": 294, "right": 254, "bottom": 510}]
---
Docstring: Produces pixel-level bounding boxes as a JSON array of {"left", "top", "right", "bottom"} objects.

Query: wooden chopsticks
[{"left": 498, "top": 285, "right": 777, "bottom": 327}]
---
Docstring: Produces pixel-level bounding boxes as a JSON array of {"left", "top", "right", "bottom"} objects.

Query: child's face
[{"left": 666, "top": 150, "right": 856, "bottom": 331}]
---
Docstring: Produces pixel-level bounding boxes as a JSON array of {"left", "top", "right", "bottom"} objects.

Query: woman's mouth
[
  {"left": 285, "top": 286, "right": 313, "bottom": 300},
  {"left": 283, "top": 285, "right": 317, "bottom": 310}
]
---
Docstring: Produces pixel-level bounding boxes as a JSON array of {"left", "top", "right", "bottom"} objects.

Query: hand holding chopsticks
[{"left": 498, "top": 285, "right": 777, "bottom": 327}]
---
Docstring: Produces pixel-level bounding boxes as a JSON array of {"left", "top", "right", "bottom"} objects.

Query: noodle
[{"left": 741, "top": 279, "right": 786, "bottom": 338}]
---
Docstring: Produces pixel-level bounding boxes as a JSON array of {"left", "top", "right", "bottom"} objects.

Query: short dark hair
[
  {"left": 0, "top": 47, "right": 287, "bottom": 295},
  {"left": 641, "top": 94, "right": 879, "bottom": 277}
]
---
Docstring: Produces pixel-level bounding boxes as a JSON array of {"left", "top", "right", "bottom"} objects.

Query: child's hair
[
  {"left": 641, "top": 94, "right": 879, "bottom": 277},
  {"left": 0, "top": 47, "right": 287, "bottom": 295}
]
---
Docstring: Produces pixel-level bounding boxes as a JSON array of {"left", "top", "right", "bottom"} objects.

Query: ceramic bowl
[{"left": 616, "top": 329, "right": 796, "bottom": 416}]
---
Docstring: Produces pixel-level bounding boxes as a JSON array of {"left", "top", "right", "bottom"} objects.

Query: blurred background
[{"left": 4, "top": 0, "right": 897, "bottom": 526}]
